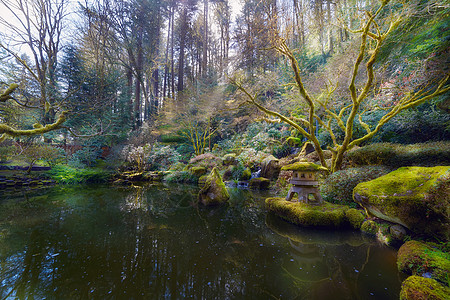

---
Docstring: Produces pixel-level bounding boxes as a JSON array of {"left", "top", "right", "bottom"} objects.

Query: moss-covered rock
[
  {"left": 260, "top": 155, "right": 280, "bottom": 180},
  {"left": 398, "top": 240, "right": 450, "bottom": 286},
  {"left": 353, "top": 166, "right": 450, "bottom": 240},
  {"left": 189, "top": 166, "right": 207, "bottom": 176},
  {"left": 241, "top": 167, "right": 252, "bottom": 181},
  {"left": 360, "top": 220, "right": 379, "bottom": 235},
  {"left": 248, "top": 177, "right": 270, "bottom": 190},
  {"left": 400, "top": 276, "right": 450, "bottom": 300},
  {"left": 198, "top": 175, "right": 208, "bottom": 187},
  {"left": 198, "top": 167, "right": 229, "bottom": 206},
  {"left": 345, "top": 208, "right": 365, "bottom": 229},
  {"left": 265, "top": 198, "right": 352, "bottom": 228},
  {"left": 222, "top": 153, "right": 238, "bottom": 166}
]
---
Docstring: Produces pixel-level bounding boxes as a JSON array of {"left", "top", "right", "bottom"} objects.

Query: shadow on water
[{"left": 0, "top": 184, "right": 401, "bottom": 299}]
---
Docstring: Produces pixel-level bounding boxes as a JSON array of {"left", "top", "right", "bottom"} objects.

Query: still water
[{"left": 0, "top": 184, "right": 401, "bottom": 299}]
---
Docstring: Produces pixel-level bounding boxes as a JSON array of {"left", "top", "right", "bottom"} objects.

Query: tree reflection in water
[{"left": 0, "top": 184, "right": 401, "bottom": 299}]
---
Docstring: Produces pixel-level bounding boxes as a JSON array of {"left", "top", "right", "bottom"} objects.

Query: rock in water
[
  {"left": 248, "top": 177, "right": 270, "bottom": 190},
  {"left": 353, "top": 166, "right": 450, "bottom": 240},
  {"left": 260, "top": 155, "right": 280, "bottom": 180},
  {"left": 198, "top": 167, "right": 230, "bottom": 206}
]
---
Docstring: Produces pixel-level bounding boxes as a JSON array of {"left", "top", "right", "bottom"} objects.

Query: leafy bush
[
  {"left": 69, "top": 143, "right": 103, "bottom": 168},
  {"left": 104, "top": 145, "right": 127, "bottom": 171},
  {"left": 372, "top": 105, "right": 450, "bottom": 144},
  {"left": 164, "top": 170, "right": 198, "bottom": 184},
  {"left": 347, "top": 142, "right": 450, "bottom": 167},
  {"left": 147, "top": 144, "right": 182, "bottom": 171},
  {"left": 121, "top": 144, "right": 152, "bottom": 171},
  {"left": 237, "top": 148, "right": 270, "bottom": 170},
  {"left": 39, "top": 145, "right": 65, "bottom": 167},
  {"left": 47, "top": 165, "right": 111, "bottom": 184},
  {"left": 320, "top": 166, "right": 393, "bottom": 206},
  {"left": 0, "top": 145, "right": 16, "bottom": 162}
]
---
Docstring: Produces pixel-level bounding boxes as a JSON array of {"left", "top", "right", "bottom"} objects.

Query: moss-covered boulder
[
  {"left": 400, "top": 276, "right": 450, "bottom": 300},
  {"left": 265, "top": 198, "right": 355, "bottom": 228},
  {"left": 360, "top": 220, "right": 379, "bottom": 235},
  {"left": 260, "top": 155, "right": 280, "bottom": 180},
  {"left": 198, "top": 168, "right": 229, "bottom": 206},
  {"left": 345, "top": 208, "right": 365, "bottom": 229},
  {"left": 353, "top": 166, "right": 450, "bottom": 240},
  {"left": 398, "top": 240, "right": 450, "bottom": 286},
  {"left": 248, "top": 177, "right": 270, "bottom": 190},
  {"left": 222, "top": 153, "right": 238, "bottom": 166},
  {"left": 189, "top": 166, "right": 207, "bottom": 177},
  {"left": 241, "top": 167, "right": 252, "bottom": 181}
]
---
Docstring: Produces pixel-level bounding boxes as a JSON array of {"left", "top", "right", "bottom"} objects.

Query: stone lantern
[{"left": 282, "top": 159, "right": 328, "bottom": 205}]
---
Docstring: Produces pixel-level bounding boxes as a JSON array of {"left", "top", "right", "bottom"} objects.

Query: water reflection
[
  {"left": 0, "top": 184, "right": 401, "bottom": 299},
  {"left": 266, "top": 213, "right": 401, "bottom": 299}
]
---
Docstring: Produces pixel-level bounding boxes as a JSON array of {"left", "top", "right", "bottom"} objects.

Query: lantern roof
[{"left": 281, "top": 159, "right": 328, "bottom": 172}]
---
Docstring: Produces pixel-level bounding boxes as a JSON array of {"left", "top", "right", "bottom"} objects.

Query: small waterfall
[{"left": 251, "top": 169, "right": 261, "bottom": 179}]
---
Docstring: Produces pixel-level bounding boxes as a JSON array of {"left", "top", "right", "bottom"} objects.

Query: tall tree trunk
[
  {"left": 170, "top": 8, "right": 175, "bottom": 97},
  {"left": 327, "top": 0, "right": 333, "bottom": 54},
  {"left": 127, "top": 68, "right": 133, "bottom": 125},
  {"left": 202, "top": 0, "right": 208, "bottom": 77},
  {"left": 135, "top": 34, "right": 143, "bottom": 128},
  {"left": 177, "top": 7, "right": 187, "bottom": 92},
  {"left": 163, "top": 5, "right": 172, "bottom": 99}
]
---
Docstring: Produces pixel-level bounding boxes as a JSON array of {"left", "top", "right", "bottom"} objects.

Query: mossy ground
[
  {"left": 265, "top": 198, "right": 364, "bottom": 228},
  {"left": 400, "top": 276, "right": 450, "bottom": 300}
]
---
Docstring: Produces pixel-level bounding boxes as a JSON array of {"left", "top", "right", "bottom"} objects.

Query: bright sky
[{"left": 0, "top": 0, "right": 243, "bottom": 59}]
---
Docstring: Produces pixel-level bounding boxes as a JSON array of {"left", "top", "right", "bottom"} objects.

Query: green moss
[
  {"left": 353, "top": 166, "right": 450, "bottom": 240},
  {"left": 265, "top": 198, "right": 350, "bottom": 228},
  {"left": 198, "top": 167, "right": 230, "bottom": 206},
  {"left": 320, "top": 166, "right": 393, "bottom": 206},
  {"left": 345, "top": 209, "right": 365, "bottom": 229},
  {"left": 198, "top": 175, "right": 208, "bottom": 187},
  {"left": 400, "top": 276, "right": 450, "bottom": 300},
  {"left": 281, "top": 161, "right": 328, "bottom": 172},
  {"left": 222, "top": 153, "right": 238, "bottom": 165},
  {"left": 189, "top": 166, "right": 207, "bottom": 176},
  {"left": 241, "top": 167, "right": 252, "bottom": 180},
  {"left": 398, "top": 240, "right": 450, "bottom": 286},
  {"left": 360, "top": 220, "right": 379, "bottom": 236}
]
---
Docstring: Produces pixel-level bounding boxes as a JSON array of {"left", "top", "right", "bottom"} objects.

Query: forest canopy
[{"left": 0, "top": 0, "right": 448, "bottom": 171}]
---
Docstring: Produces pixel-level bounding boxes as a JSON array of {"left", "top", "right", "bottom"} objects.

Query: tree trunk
[
  {"left": 177, "top": 8, "right": 187, "bottom": 92},
  {"left": 202, "top": 0, "right": 208, "bottom": 77}
]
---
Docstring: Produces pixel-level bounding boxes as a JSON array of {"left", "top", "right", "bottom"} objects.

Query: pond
[{"left": 0, "top": 184, "right": 402, "bottom": 299}]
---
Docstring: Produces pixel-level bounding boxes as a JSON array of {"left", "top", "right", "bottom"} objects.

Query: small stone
[{"left": 389, "top": 224, "right": 407, "bottom": 241}]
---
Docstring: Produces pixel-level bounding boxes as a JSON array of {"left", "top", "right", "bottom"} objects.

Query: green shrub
[
  {"left": 164, "top": 170, "right": 198, "bottom": 184},
  {"left": 39, "top": 145, "right": 65, "bottom": 167},
  {"left": 0, "top": 145, "right": 16, "bottom": 162},
  {"left": 47, "top": 165, "right": 111, "bottom": 184},
  {"left": 147, "top": 144, "right": 182, "bottom": 171},
  {"left": 347, "top": 142, "right": 450, "bottom": 167},
  {"left": 320, "top": 166, "right": 393, "bottom": 206},
  {"left": 159, "top": 134, "right": 186, "bottom": 143}
]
